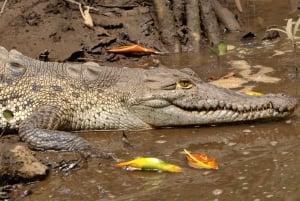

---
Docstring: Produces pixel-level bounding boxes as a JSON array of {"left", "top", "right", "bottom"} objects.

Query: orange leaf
[
  {"left": 107, "top": 45, "right": 156, "bottom": 54},
  {"left": 184, "top": 149, "right": 219, "bottom": 170}
]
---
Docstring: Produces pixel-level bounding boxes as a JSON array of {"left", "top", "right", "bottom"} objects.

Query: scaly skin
[{"left": 0, "top": 47, "right": 297, "bottom": 151}]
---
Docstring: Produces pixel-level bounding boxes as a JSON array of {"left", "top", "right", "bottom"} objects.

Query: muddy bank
[{"left": 0, "top": 0, "right": 241, "bottom": 65}]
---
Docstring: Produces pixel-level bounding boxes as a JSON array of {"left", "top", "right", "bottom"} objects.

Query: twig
[
  {"left": 63, "top": 0, "right": 95, "bottom": 28},
  {"left": 79, "top": 5, "right": 93, "bottom": 28},
  {"left": 0, "top": 0, "right": 8, "bottom": 16},
  {"left": 64, "top": 0, "right": 98, "bottom": 11}
]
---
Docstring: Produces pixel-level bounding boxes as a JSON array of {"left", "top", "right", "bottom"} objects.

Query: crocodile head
[{"left": 128, "top": 67, "right": 297, "bottom": 127}]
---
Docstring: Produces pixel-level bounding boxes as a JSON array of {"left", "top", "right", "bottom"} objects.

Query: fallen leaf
[
  {"left": 184, "top": 149, "right": 219, "bottom": 170},
  {"left": 107, "top": 45, "right": 156, "bottom": 54},
  {"left": 242, "top": 90, "right": 263, "bottom": 96},
  {"left": 115, "top": 157, "right": 182, "bottom": 172}
]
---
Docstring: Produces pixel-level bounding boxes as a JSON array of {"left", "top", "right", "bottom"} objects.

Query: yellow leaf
[
  {"left": 116, "top": 157, "right": 182, "bottom": 172},
  {"left": 242, "top": 90, "right": 264, "bottom": 96},
  {"left": 184, "top": 149, "right": 219, "bottom": 170}
]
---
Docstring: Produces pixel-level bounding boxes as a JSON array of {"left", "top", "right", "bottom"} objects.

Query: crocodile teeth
[
  {"left": 237, "top": 105, "right": 244, "bottom": 112},
  {"left": 219, "top": 101, "right": 225, "bottom": 108},
  {"left": 204, "top": 102, "right": 210, "bottom": 110},
  {"left": 225, "top": 103, "right": 232, "bottom": 110},
  {"left": 243, "top": 104, "right": 250, "bottom": 111},
  {"left": 232, "top": 104, "right": 237, "bottom": 111}
]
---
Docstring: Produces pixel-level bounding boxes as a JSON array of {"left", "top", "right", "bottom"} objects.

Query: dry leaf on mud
[
  {"left": 184, "top": 149, "right": 219, "bottom": 170},
  {"left": 115, "top": 157, "right": 182, "bottom": 173},
  {"left": 107, "top": 45, "right": 157, "bottom": 54},
  {"left": 221, "top": 71, "right": 236, "bottom": 79}
]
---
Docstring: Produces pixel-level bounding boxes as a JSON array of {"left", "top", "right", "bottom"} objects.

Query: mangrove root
[
  {"left": 152, "top": 0, "right": 242, "bottom": 51},
  {"left": 153, "top": 0, "right": 181, "bottom": 53},
  {"left": 199, "top": 0, "right": 221, "bottom": 46},
  {"left": 212, "top": 0, "right": 241, "bottom": 31},
  {"left": 186, "top": 0, "right": 201, "bottom": 51}
]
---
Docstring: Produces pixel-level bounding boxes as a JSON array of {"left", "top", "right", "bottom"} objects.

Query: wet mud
[{"left": 0, "top": 0, "right": 300, "bottom": 200}]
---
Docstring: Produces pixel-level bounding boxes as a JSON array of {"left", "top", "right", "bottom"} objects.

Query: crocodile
[{"left": 0, "top": 46, "right": 297, "bottom": 151}]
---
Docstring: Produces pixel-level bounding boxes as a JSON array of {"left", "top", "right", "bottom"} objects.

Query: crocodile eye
[{"left": 176, "top": 80, "right": 193, "bottom": 89}]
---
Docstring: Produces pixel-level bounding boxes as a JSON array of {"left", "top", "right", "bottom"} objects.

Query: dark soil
[{"left": 0, "top": 0, "right": 171, "bottom": 67}]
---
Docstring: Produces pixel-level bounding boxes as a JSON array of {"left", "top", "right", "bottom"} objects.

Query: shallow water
[{"left": 19, "top": 1, "right": 300, "bottom": 201}]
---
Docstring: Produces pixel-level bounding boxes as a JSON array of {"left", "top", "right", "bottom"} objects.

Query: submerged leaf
[
  {"left": 218, "top": 41, "right": 228, "bottom": 56},
  {"left": 116, "top": 157, "right": 182, "bottom": 172},
  {"left": 184, "top": 149, "right": 219, "bottom": 170}
]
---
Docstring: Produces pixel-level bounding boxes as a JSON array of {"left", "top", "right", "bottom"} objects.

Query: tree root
[
  {"left": 212, "top": 0, "right": 241, "bottom": 31},
  {"left": 152, "top": 0, "right": 181, "bottom": 53},
  {"left": 199, "top": 0, "right": 220, "bottom": 46},
  {"left": 0, "top": 0, "right": 8, "bottom": 16},
  {"left": 235, "top": 0, "right": 243, "bottom": 12},
  {"left": 186, "top": 0, "right": 201, "bottom": 51},
  {"left": 152, "top": 0, "right": 241, "bottom": 52}
]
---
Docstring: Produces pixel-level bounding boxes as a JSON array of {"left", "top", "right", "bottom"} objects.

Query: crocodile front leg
[{"left": 19, "top": 105, "right": 90, "bottom": 151}]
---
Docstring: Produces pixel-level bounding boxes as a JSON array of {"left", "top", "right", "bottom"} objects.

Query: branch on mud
[
  {"left": 63, "top": 0, "right": 97, "bottom": 28},
  {"left": 153, "top": 0, "right": 181, "bottom": 53},
  {"left": 0, "top": 0, "right": 8, "bottom": 16},
  {"left": 186, "top": 0, "right": 201, "bottom": 51},
  {"left": 199, "top": 0, "right": 220, "bottom": 46}
]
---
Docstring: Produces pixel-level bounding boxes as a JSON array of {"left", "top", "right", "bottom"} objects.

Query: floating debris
[
  {"left": 270, "top": 141, "right": 278, "bottom": 146},
  {"left": 116, "top": 157, "right": 182, "bottom": 173},
  {"left": 212, "top": 189, "right": 223, "bottom": 196},
  {"left": 241, "top": 32, "right": 256, "bottom": 42},
  {"left": 184, "top": 149, "right": 219, "bottom": 170},
  {"left": 262, "top": 30, "right": 280, "bottom": 41}
]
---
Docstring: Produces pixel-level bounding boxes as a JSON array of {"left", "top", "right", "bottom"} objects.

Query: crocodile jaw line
[{"left": 131, "top": 97, "right": 296, "bottom": 127}]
